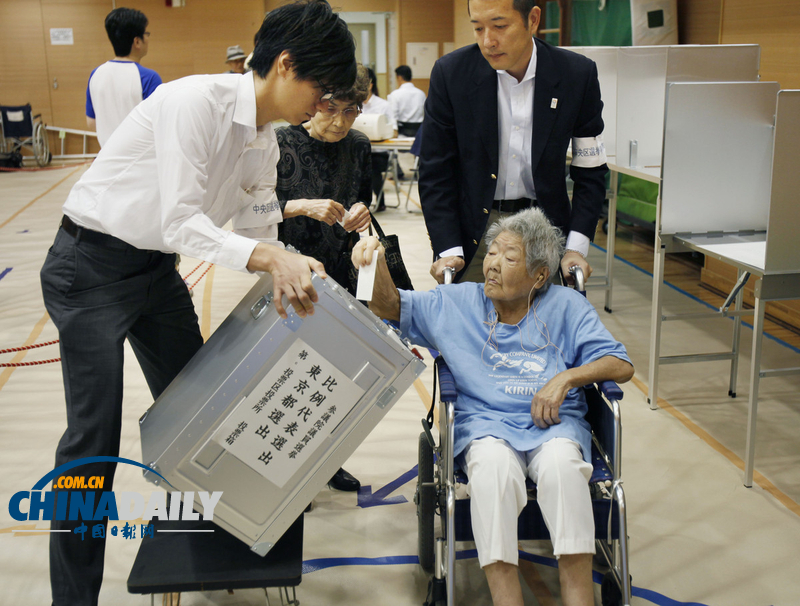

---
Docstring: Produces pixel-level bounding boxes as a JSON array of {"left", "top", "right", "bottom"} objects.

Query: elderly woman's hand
[
  {"left": 284, "top": 198, "right": 346, "bottom": 226},
  {"left": 351, "top": 235, "right": 384, "bottom": 268},
  {"left": 343, "top": 202, "right": 371, "bottom": 233},
  {"left": 530, "top": 372, "right": 572, "bottom": 429}
]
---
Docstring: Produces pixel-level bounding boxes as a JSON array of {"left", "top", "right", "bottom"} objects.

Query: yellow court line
[
  {"left": 0, "top": 165, "right": 85, "bottom": 230},
  {"left": 0, "top": 312, "right": 53, "bottom": 392},
  {"left": 629, "top": 375, "right": 800, "bottom": 518},
  {"left": 200, "top": 264, "right": 217, "bottom": 342}
]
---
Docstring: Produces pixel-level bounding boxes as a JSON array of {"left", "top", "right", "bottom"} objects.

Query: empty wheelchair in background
[
  {"left": 415, "top": 267, "right": 631, "bottom": 606},
  {"left": 1, "top": 104, "right": 51, "bottom": 167}
]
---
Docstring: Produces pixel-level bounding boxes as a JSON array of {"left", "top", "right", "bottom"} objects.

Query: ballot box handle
[{"left": 251, "top": 294, "right": 274, "bottom": 320}]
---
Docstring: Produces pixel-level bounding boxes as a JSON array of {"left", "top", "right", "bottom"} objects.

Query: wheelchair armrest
[
  {"left": 436, "top": 357, "right": 458, "bottom": 402},
  {"left": 597, "top": 380, "right": 623, "bottom": 401}
]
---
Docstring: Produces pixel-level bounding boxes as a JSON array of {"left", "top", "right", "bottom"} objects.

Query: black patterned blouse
[{"left": 275, "top": 124, "right": 373, "bottom": 294}]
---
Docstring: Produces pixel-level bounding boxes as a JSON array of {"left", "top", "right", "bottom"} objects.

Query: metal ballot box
[{"left": 139, "top": 272, "right": 425, "bottom": 556}]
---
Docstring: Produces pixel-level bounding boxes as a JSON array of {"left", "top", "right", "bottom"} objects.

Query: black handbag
[
  {"left": 356, "top": 213, "right": 414, "bottom": 292},
  {"left": 370, "top": 213, "right": 414, "bottom": 291}
]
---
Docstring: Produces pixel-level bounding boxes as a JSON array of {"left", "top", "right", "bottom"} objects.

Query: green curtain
[{"left": 545, "top": 0, "right": 632, "bottom": 47}]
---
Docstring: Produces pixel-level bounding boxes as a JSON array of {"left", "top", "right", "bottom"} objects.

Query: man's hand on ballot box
[{"left": 247, "top": 243, "right": 327, "bottom": 319}]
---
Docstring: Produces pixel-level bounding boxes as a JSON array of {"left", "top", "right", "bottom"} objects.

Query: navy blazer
[{"left": 419, "top": 39, "right": 608, "bottom": 273}]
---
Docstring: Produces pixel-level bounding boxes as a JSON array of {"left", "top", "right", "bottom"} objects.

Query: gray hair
[{"left": 484, "top": 207, "right": 565, "bottom": 292}]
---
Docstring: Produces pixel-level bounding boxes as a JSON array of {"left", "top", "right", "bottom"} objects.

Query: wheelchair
[
  {"left": 0, "top": 104, "right": 51, "bottom": 167},
  {"left": 415, "top": 268, "right": 631, "bottom": 606}
]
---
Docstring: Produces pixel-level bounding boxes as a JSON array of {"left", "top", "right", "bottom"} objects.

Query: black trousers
[
  {"left": 371, "top": 151, "right": 389, "bottom": 206},
  {"left": 40, "top": 225, "right": 204, "bottom": 606}
]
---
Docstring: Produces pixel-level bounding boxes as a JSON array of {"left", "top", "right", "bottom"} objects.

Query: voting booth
[
  {"left": 139, "top": 272, "right": 425, "bottom": 555},
  {"left": 648, "top": 82, "right": 800, "bottom": 486},
  {"left": 567, "top": 44, "right": 762, "bottom": 312},
  {"left": 615, "top": 44, "right": 761, "bottom": 171}
]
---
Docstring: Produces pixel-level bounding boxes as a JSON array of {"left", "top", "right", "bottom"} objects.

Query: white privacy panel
[
  {"left": 616, "top": 46, "right": 667, "bottom": 169},
  {"left": 666, "top": 44, "right": 760, "bottom": 83},
  {"left": 616, "top": 45, "right": 761, "bottom": 170},
  {"left": 765, "top": 90, "right": 800, "bottom": 274},
  {"left": 660, "top": 81, "right": 779, "bottom": 236},
  {"left": 569, "top": 47, "right": 619, "bottom": 158}
]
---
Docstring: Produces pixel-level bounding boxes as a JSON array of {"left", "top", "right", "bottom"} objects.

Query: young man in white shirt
[
  {"left": 41, "top": 3, "right": 356, "bottom": 605},
  {"left": 86, "top": 7, "right": 162, "bottom": 147},
  {"left": 388, "top": 65, "right": 426, "bottom": 136}
]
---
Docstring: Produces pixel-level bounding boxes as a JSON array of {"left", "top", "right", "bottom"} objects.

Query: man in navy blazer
[{"left": 420, "top": 0, "right": 607, "bottom": 285}]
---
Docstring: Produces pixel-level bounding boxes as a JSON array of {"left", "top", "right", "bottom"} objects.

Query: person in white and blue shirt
[{"left": 85, "top": 7, "right": 161, "bottom": 147}]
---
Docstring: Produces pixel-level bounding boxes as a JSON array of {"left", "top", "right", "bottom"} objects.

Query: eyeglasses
[
  {"left": 316, "top": 80, "right": 334, "bottom": 101},
  {"left": 322, "top": 103, "right": 361, "bottom": 121}
]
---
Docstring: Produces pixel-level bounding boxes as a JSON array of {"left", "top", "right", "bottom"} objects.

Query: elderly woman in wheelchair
[{"left": 352, "top": 207, "right": 634, "bottom": 606}]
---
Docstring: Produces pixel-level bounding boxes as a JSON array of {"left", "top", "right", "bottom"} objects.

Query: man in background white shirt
[
  {"left": 388, "top": 65, "right": 426, "bottom": 136},
  {"left": 86, "top": 7, "right": 162, "bottom": 147},
  {"left": 41, "top": 3, "right": 356, "bottom": 605}
]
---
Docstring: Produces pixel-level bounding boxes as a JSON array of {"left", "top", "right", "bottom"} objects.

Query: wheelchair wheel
[
  {"left": 33, "top": 121, "right": 51, "bottom": 167},
  {"left": 417, "top": 431, "right": 435, "bottom": 574}
]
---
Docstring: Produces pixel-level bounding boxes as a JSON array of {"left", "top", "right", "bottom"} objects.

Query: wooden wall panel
[
  {"left": 6, "top": 0, "right": 264, "bottom": 132},
  {"left": 264, "top": 0, "right": 395, "bottom": 11},
  {"left": 397, "top": 0, "right": 453, "bottom": 93},
  {"left": 127, "top": 0, "right": 264, "bottom": 82},
  {"left": 454, "top": 0, "right": 475, "bottom": 50},
  {"left": 41, "top": 0, "right": 111, "bottom": 131},
  {"left": 720, "top": 0, "right": 800, "bottom": 89},
  {"left": 676, "top": 0, "right": 721, "bottom": 44},
  {"left": 0, "top": 0, "right": 54, "bottom": 123}
]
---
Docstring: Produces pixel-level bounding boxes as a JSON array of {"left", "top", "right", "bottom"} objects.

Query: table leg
[
  {"left": 729, "top": 269, "right": 745, "bottom": 397},
  {"left": 647, "top": 236, "right": 666, "bottom": 410},
  {"left": 744, "top": 290, "right": 765, "bottom": 488}
]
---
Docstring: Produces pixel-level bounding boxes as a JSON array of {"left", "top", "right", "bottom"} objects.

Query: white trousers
[{"left": 463, "top": 436, "right": 595, "bottom": 568}]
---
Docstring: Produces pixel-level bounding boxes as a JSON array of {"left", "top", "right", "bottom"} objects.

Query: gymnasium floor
[{"left": 1, "top": 163, "right": 799, "bottom": 605}]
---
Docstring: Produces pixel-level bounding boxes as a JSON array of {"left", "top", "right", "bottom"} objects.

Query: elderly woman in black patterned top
[
  {"left": 275, "top": 65, "right": 372, "bottom": 492},
  {"left": 276, "top": 64, "right": 372, "bottom": 298}
]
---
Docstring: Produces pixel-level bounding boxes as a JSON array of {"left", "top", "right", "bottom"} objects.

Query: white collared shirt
[
  {"left": 494, "top": 42, "right": 537, "bottom": 203},
  {"left": 64, "top": 71, "right": 282, "bottom": 272},
  {"left": 388, "top": 82, "right": 426, "bottom": 123},
  {"left": 362, "top": 94, "right": 398, "bottom": 132}
]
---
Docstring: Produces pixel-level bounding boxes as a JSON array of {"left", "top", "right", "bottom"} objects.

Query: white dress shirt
[
  {"left": 439, "top": 41, "right": 589, "bottom": 260},
  {"left": 64, "top": 72, "right": 283, "bottom": 272},
  {"left": 362, "top": 93, "right": 397, "bottom": 132},
  {"left": 494, "top": 43, "right": 537, "bottom": 202},
  {"left": 388, "top": 82, "right": 426, "bottom": 123}
]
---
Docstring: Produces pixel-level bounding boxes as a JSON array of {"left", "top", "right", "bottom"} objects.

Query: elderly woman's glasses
[{"left": 322, "top": 103, "right": 361, "bottom": 121}]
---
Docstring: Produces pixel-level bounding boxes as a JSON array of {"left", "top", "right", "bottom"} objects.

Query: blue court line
[
  {"left": 591, "top": 242, "right": 800, "bottom": 356},
  {"left": 0, "top": 268, "right": 11, "bottom": 282},
  {"left": 302, "top": 549, "right": 710, "bottom": 606}
]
